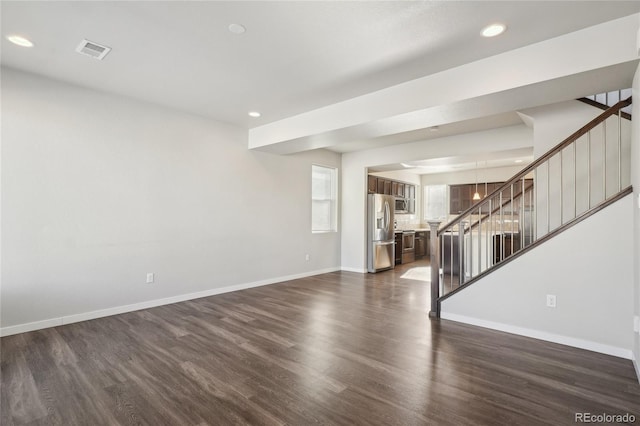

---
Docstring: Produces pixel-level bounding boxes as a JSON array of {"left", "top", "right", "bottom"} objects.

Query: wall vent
[{"left": 75, "top": 39, "right": 111, "bottom": 60}]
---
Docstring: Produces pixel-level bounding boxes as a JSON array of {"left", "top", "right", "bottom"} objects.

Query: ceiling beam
[{"left": 249, "top": 14, "right": 640, "bottom": 154}]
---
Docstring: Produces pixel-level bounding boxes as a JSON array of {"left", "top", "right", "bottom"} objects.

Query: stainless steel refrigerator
[{"left": 367, "top": 194, "right": 395, "bottom": 273}]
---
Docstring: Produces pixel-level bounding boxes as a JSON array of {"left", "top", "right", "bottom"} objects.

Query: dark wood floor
[{"left": 2, "top": 260, "right": 639, "bottom": 425}]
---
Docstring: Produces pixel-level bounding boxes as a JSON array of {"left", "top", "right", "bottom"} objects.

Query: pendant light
[{"left": 473, "top": 161, "right": 481, "bottom": 200}]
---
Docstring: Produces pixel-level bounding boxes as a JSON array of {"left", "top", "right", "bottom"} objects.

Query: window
[
  {"left": 423, "top": 185, "right": 448, "bottom": 220},
  {"left": 312, "top": 165, "right": 337, "bottom": 232}
]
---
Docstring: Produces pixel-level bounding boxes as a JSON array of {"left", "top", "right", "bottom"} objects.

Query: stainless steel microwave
[{"left": 394, "top": 198, "right": 408, "bottom": 213}]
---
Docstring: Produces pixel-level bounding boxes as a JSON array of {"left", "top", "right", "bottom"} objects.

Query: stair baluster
[{"left": 429, "top": 97, "right": 632, "bottom": 318}]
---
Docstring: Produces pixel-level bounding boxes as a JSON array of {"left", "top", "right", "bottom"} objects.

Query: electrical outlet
[
  {"left": 546, "top": 294, "right": 557, "bottom": 308},
  {"left": 146, "top": 273, "right": 154, "bottom": 284},
  {"left": 634, "top": 316, "right": 640, "bottom": 333},
  {"left": 305, "top": 254, "right": 310, "bottom": 261}
]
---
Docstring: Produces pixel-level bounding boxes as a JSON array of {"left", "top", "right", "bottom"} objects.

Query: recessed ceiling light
[
  {"left": 248, "top": 111, "right": 261, "bottom": 118},
  {"left": 228, "top": 24, "right": 246, "bottom": 35},
  {"left": 6, "top": 35, "right": 34, "bottom": 47},
  {"left": 481, "top": 23, "right": 506, "bottom": 38},
  {"left": 514, "top": 159, "right": 524, "bottom": 163}
]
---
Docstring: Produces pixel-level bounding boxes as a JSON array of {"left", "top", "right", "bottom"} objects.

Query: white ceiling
[
  {"left": 330, "top": 111, "right": 526, "bottom": 153},
  {"left": 2, "top": 0, "right": 639, "bottom": 132},
  {"left": 369, "top": 147, "right": 534, "bottom": 175},
  {"left": 0, "top": 0, "right": 640, "bottom": 173}
]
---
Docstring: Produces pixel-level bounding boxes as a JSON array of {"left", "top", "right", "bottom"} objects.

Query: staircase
[{"left": 429, "top": 97, "right": 633, "bottom": 317}]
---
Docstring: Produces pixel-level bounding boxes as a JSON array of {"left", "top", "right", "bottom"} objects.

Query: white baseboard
[
  {"left": 340, "top": 266, "right": 367, "bottom": 273},
  {"left": 440, "top": 312, "right": 633, "bottom": 360},
  {"left": 1, "top": 317, "right": 66, "bottom": 337},
  {"left": 0, "top": 267, "right": 340, "bottom": 337}
]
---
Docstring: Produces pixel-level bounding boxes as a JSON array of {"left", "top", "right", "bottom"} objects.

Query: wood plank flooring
[{"left": 2, "top": 260, "right": 640, "bottom": 425}]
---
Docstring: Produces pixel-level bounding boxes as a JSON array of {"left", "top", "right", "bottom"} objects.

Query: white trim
[
  {"left": 1, "top": 318, "right": 65, "bottom": 336},
  {"left": 312, "top": 164, "right": 338, "bottom": 233},
  {"left": 440, "top": 312, "right": 633, "bottom": 360},
  {"left": 0, "top": 267, "right": 340, "bottom": 337},
  {"left": 340, "top": 266, "right": 367, "bottom": 273}
]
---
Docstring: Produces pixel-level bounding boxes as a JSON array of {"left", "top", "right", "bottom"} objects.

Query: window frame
[
  {"left": 311, "top": 164, "right": 338, "bottom": 233},
  {"left": 423, "top": 184, "right": 448, "bottom": 221}
]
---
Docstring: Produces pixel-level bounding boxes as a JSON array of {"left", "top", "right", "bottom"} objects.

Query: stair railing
[
  {"left": 430, "top": 97, "right": 632, "bottom": 314},
  {"left": 584, "top": 89, "right": 632, "bottom": 113}
]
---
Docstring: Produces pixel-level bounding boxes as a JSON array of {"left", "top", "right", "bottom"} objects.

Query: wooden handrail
[
  {"left": 438, "top": 97, "right": 632, "bottom": 236},
  {"left": 578, "top": 97, "right": 632, "bottom": 121}
]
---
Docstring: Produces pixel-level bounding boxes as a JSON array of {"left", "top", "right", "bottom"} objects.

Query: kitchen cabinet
[
  {"left": 376, "top": 178, "right": 384, "bottom": 194},
  {"left": 401, "top": 231, "right": 415, "bottom": 264},
  {"left": 376, "top": 178, "right": 392, "bottom": 195},
  {"left": 449, "top": 185, "right": 464, "bottom": 215},
  {"left": 407, "top": 185, "right": 415, "bottom": 199},
  {"left": 368, "top": 175, "right": 377, "bottom": 193},
  {"left": 449, "top": 182, "right": 511, "bottom": 214},
  {"left": 394, "top": 232, "right": 403, "bottom": 264},
  {"left": 384, "top": 180, "right": 392, "bottom": 195},
  {"left": 482, "top": 180, "right": 534, "bottom": 203},
  {"left": 487, "top": 182, "right": 500, "bottom": 197},
  {"left": 415, "top": 231, "right": 429, "bottom": 258},
  {"left": 368, "top": 176, "right": 417, "bottom": 211}
]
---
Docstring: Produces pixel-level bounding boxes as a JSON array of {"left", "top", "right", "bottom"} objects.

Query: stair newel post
[{"left": 428, "top": 220, "right": 441, "bottom": 318}]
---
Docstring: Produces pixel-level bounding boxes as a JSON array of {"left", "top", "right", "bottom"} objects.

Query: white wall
[
  {"left": 523, "top": 100, "right": 601, "bottom": 158},
  {"left": 521, "top": 100, "right": 632, "bottom": 237},
  {"left": 441, "top": 194, "right": 634, "bottom": 358},
  {"left": 524, "top": 101, "right": 600, "bottom": 236},
  {"left": 1, "top": 68, "right": 341, "bottom": 334},
  {"left": 632, "top": 61, "right": 640, "bottom": 376},
  {"left": 341, "top": 125, "right": 533, "bottom": 272}
]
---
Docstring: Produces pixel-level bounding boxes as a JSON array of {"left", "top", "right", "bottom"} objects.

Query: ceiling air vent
[{"left": 75, "top": 39, "right": 111, "bottom": 60}]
